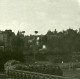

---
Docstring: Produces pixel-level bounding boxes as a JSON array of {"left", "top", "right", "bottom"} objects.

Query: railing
[{"left": 6, "top": 69, "right": 77, "bottom": 79}]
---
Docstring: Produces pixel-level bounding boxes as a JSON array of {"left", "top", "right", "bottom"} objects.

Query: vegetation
[
  {"left": 0, "top": 31, "right": 24, "bottom": 71},
  {"left": 0, "top": 28, "right": 80, "bottom": 71},
  {"left": 40, "top": 28, "right": 80, "bottom": 63},
  {"left": 11, "top": 31, "right": 24, "bottom": 62},
  {"left": 14, "top": 63, "right": 63, "bottom": 76}
]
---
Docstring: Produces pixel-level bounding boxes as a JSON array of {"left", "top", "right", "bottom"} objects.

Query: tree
[
  {"left": 46, "top": 30, "right": 53, "bottom": 35},
  {"left": 11, "top": 32, "right": 24, "bottom": 62},
  {"left": 34, "top": 31, "right": 38, "bottom": 34}
]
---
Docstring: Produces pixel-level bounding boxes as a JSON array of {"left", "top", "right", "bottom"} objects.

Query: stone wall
[{"left": 6, "top": 69, "right": 73, "bottom": 79}]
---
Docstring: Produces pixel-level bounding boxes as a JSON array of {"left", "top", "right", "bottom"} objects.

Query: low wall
[{"left": 6, "top": 69, "right": 75, "bottom": 79}]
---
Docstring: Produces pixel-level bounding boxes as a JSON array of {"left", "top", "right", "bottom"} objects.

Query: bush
[{"left": 15, "top": 64, "right": 63, "bottom": 76}]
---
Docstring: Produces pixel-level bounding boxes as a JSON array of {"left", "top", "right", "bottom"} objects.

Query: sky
[{"left": 0, "top": 0, "right": 80, "bottom": 35}]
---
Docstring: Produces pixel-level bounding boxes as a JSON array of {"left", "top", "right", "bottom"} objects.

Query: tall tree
[{"left": 11, "top": 31, "right": 24, "bottom": 62}]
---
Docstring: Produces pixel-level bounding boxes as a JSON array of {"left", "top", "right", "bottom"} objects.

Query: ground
[
  {"left": 0, "top": 74, "right": 8, "bottom": 79},
  {"left": 63, "top": 69, "right": 80, "bottom": 79}
]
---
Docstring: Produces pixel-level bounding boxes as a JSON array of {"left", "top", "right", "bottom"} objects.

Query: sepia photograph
[{"left": 0, "top": 0, "right": 80, "bottom": 79}]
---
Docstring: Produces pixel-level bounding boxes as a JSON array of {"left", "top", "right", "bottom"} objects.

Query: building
[{"left": 0, "top": 30, "right": 15, "bottom": 51}]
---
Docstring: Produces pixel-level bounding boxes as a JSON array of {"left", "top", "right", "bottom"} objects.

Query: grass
[{"left": 63, "top": 69, "right": 80, "bottom": 79}]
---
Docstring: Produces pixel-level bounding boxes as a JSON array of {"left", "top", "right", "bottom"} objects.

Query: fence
[{"left": 6, "top": 69, "right": 77, "bottom": 79}]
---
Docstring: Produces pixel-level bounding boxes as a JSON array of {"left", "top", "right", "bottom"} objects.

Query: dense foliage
[
  {"left": 0, "top": 28, "right": 80, "bottom": 71},
  {"left": 15, "top": 64, "right": 63, "bottom": 76},
  {"left": 0, "top": 31, "right": 24, "bottom": 71},
  {"left": 40, "top": 28, "right": 80, "bottom": 62}
]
